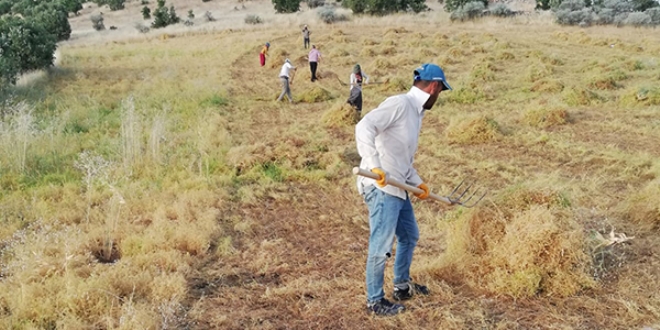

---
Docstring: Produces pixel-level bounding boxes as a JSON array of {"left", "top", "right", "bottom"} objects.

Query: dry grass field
[{"left": 2, "top": 0, "right": 660, "bottom": 329}]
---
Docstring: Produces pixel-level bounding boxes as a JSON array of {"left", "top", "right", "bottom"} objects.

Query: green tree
[
  {"left": 0, "top": 0, "right": 12, "bottom": 15},
  {"left": 343, "top": 0, "right": 428, "bottom": 14},
  {"left": 29, "top": 5, "right": 72, "bottom": 41},
  {"left": 0, "top": 16, "right": 57, "bottom": 87},
  {"left": 272, "top": 0, "right": 300, "bottom": 13},
  {"left": 60, "top": 0, "right": 83, "bottom": 14}
]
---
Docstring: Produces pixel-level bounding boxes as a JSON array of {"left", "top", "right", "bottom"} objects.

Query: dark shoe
[
  {"left": 392, "top": 282, "right": 430, "bottom": 301},
  {"left": 366, "top": 298, "right": 405, "bottom": 316}
]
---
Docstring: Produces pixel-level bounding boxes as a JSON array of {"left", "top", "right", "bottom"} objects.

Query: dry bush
[
  {"left": 526, "top": 63, "right": 554, "bottom": 83},
  {"left": 530, "top": 78, "right": 564, "bottom": 93},
  {"left": 268, "top": 49, "right": 289, "bottom": 69},
  {"left": 372, "top": 58, "right": 394, "bottom": 70},
  {"left": 446, "top": 46, "right": 465, "bottom": 57},
  {"left": 616, "top": 180, "right": 660, "bottom": 233},
  {"left": 589, "top": 68, "right": 628, "bottom": 90},
  {"left": 226, "top": 143, "right": 275, "bottom": 171},
  {"left": 360, "top": 47, "right": 376, "bottom": 57},
  {"left": 523, "top": 107, "right": 570, "bottom": 128},
  {"left": 379, "top": 76, "right": 409, "bottom": 92},
  {"left": 433, "top": 184, "right": 594, "bottom": 298},
  {"left": 445, "top": 87, "right": 485, "bottom": 104},
  {"left": 377, "top": 46, "right": 397, "bottom": 56},
  {"left": 321, "top": 102, "right": 360, "bottom": 127},
  {"left": 619, "top": 86, "right": 660, "bottom": 107},
  {"left": 316, "top": 69, "right": 338, "bottom": 80},
  {"left": 563, "top": 86, "right": 603, "bottom": 106},
  {"left": 361, "top": 38, "right": 377, "bottom": 46},
  {"left": 470, "top": 62, "right": 497, "bottom": 82},
  {"left": 333, "top": 35, "right": 348, "bottom": 43},
  {"left": 330, "top": 48, "right": 349, "bottom": 57},
  {"left": 295, "top": 86, "right": 333, "bottom": 103},
  {"left": 588, "top": 74, "right": 620, "bottom": 90},
  {"left": 419, "top": 48, "right": 435, "bottom": 57},
  {"left": 384, "top": 26, "right": 409, "bottom": 35},
  {"left": 445, "top": 115, "right": 502, "bottom": 144}
]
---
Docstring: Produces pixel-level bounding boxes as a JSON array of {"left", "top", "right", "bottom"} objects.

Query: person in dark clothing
[
  {"left": 308, "top": 45, "right": 321, "bottom": 82},
  {"left": 347, "top": 64, "right": 370, "bottom": 116}
]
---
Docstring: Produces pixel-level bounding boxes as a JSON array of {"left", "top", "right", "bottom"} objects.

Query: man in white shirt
[
  {"left": 277, "top": 59, "right": 296, "bottom": 103},
  {"left": 355, "top": 63, "right": 452, "bottom": 316}
]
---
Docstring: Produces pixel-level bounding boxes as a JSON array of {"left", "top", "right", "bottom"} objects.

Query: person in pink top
[{"left": 308, "top": 45, "right": 322, "bottom": 82}]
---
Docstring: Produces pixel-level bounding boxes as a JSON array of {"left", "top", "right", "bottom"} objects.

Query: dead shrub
[
  {"left": 384, "top": 27, "right": 409, "bottom": 35},
  {"left": 523, "top": 107, "right": 569, "bottom": 128},
  {"left": 379, "top": 76, "right": 409, "bottom": 92},
  {"left": 588, "top": 72, "right": 623, "bottom": 90},
  {"left": 497, "top": 51, "right": 515, "bottom": 60},
  {"left": 436, "top": 184, "right": 593, "bottom": 298},
  {"left": 446, "top": 47, "right": 465, "bottom": 57},
  {"left": 372, "top": 58, "right": 394, "bottom": 70},
  {"left": 470, "top": 62, "right": 497, "bottom": 82},
  {"left": 268, "top": 49, "right": 289, "bottom": 69},
  {"left": 616, "top": 180, "right": 660, "bottom": 233},
  {"left": 446, "top": 115, "right": 502, "bottom": 144},
  {"left": 322, "top": 102, "right": 359, "bottom": 127},
  {"left": 360, "top": 47, "right": 376, "bottom": 57},
  {"left": 295, "top": 86, "right": 333, "bottom": 103},
  {"left": 526, "top": 63, "right": 554, "bottom": 83},
  {"left": 361, "top": 38, "right": 377, "bottom": 46},
  {"left": 563, "top": 87, "right": 603, "bottom": 106},
  {"left": 378, "top": 46, "right": 397, "bottom": 56},
  {"left": 530, "top": 78, "right": 564, "bottom": 93},
  {"left": 619, "top": 86, "right": 660, "bottom": 107}
]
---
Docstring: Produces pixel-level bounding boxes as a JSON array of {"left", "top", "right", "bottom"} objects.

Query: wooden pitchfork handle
[{"left": 352, "top": 167, "right": 455, "bottom": 205}]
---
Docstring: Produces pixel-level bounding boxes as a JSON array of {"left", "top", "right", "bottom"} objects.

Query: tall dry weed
[{"left": 432, "top": 183, "right": 594, "bottom": 298}]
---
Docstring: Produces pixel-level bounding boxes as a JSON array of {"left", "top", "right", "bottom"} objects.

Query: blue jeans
[{"left": 363, "top": 185, "right": 419, "bottom": 303}]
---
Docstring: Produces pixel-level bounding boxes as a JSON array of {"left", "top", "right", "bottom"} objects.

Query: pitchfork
[{"left": 352, "top": 167, "right": 486, "bottom": 208}]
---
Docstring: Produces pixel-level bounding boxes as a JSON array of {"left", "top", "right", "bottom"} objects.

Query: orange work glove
[
  {"left": 414, "top": 183, "right": 430, "bottom": 200},
  {"left": 370, "top": 168, "right": 388, "bottom": 187}
]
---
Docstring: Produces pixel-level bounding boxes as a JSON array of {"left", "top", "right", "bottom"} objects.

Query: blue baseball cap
[{"left": 413, "top": 63, "right": 452, "bottom": 91}]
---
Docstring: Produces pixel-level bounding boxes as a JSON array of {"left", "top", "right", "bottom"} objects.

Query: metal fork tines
[{"left": 446, "top": 179, "right": 487, "bottom": 208}]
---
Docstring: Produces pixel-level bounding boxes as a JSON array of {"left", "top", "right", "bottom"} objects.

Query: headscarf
[
  {"left": 353, "top": 64, "right": 361, "bottom": 74},
  {"left": 266, "top": 42, "right": 270, "bottom": 47}
]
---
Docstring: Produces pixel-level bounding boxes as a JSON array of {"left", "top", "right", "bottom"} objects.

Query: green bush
[
  {"left": 142, "top": 6, "right": 151, "bottom": 19},
  {"left": 646, "top": 7, "right": 660, "bottom": 24},
  {"left": 151, "top": 0, "right": 180, "bottom": 28},
  {"left": 91, "top": 13, "right": 105, "bottom": 30},
  {"left": 445, "top": 0, "right": 487, "bottom": 12},
  {"left": 555, "top": 8, "right": 594, "bottom": 25},
  {"left": 187, "top": 9, "right": 194, "bottom": 19},
  {"left": 490, "top": 3, "right": 513, "bottom": 16},
  {"left": 307, "top": 0, "right": 325, "bottom": 8},
  {"left": 632, "top": 0, "right": 658, "bottom": 11},
  {"left": 450, "top": 1, "right": 486, "bottom": 21},
  {"left": 343, "top": 0, "right": 428, "bottom": 14},
  {"left": 0, "top": 0, "right": 12, "bottom": 15},
  {"left": 317, "top": 5, "right": 348, "bottom": 23},
  {"left": 624, "top": 11, "right": 652, "bottom": 25},
  {"left": 244, "top": 14, "right": 263, "bottom": 24},
  {"left": 272, "top": 0, "right": 300, "bottom": 13},
  {"left": 60, "top": 0, "right": 83, "bottom": 14},
  {"left": 204, "top": 11, "right": 215, "bottom": 21}
]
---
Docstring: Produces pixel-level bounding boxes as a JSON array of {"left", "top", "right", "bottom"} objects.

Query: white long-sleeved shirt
[
  {"left": 355, "top": 86, "right": 430, "bottom": 199},
  {"left": 349, "top": 72, "right": 369, "bottom": 91},
  {"left": 279, "top": 62, "right": 295, "bottom": 78}
]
